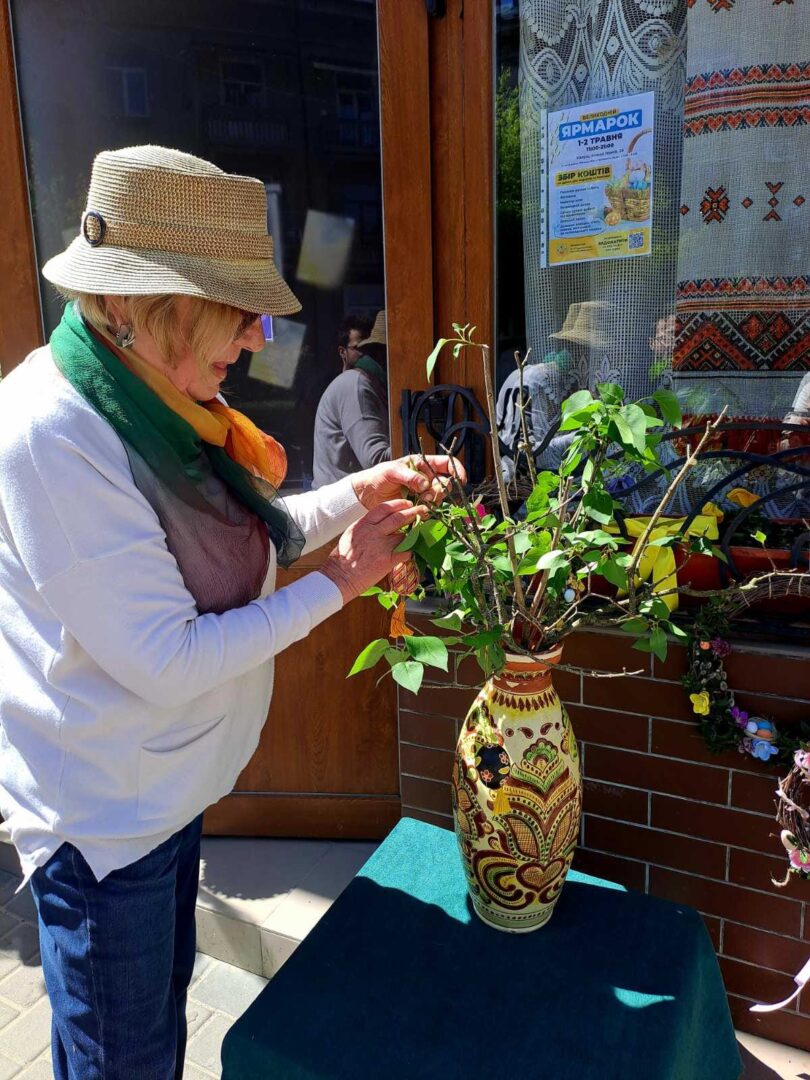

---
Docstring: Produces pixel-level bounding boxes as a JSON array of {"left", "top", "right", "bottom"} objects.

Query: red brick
[
  {"left": 400, "top": 775, "right": 453, "bottom": 817},
  {"left": 582, "top": 779, "right": 648, "bottom": 824},
  {"left": 724, "top": 652, "right": 810, "bottom": 700},
  {"left": 728, "top": 848, "right": 804, "bottom": 898},
  {"left": 587, "top": 747, "right": 728, "bottom": 803},
  {"left": 730, "top": 770, "right": 781, "bottom": 816},
  {"left": 648, "top": 866, "right": 802, "bottom": 936},
  {"left": 566, "top": 704, "right": 648, "bottom": 751},
  {"left": 583, "top": 675, "right": 695, "bottom": 721},
  {"left": 734, "top": 691, "right": 808, "bottom": 726},
  {"left": 730, "top": 994, "right": 810, "bottom": 1053},
  {"left": 401, "top": 806, "right": 453, "bottom": 831},
  {"left": 563, "top": 630, "right": 651, "bottom": 676},
  {"left": 409, "top": 686, "right": 477, "bottom": 722},
  {"left": 723, "top": 922, "right": 806, "bottom": 975},
  {"left": 703, "top": 913, "right": 722, "bottom": 952},
  {"left": 550, "top": 666, "right": 582, "bottom": 705},
  {"left": 400, "top": 744, "right": 455, "bottom": 784},
  {"left": 573, "top": 847, "right": 646, "bottom": 891},
  {"left": 652, "top": 643, "right": 688, "bottom": 682},
  {"left": 652, "top": 794, "right": 776, "bottom": 852},
  {"left": 651, "top": 718, "right": 764, "bottom": 774},
  {"left": 399, "top": 711, "right": 458, "bottom": 752},
  {"left": 585, "top": 816, "right": 726, "bottom": 878},
  {"left": 456, "top": 653, "right": 489, "bottom": 688},
  {"left": 422, "top": 663, "right": 456, "bottom": 687},
  {"left": 720, "top": 956, "right": 796, "bottom": 1005}
]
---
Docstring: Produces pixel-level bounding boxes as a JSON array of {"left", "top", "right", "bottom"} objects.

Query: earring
[{"left": 115, "top": 324, "right": 135, "bottom": 349}]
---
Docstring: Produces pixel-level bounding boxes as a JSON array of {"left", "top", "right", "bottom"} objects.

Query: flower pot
[{"left": 451, "top": 647, "right": 582, "bottom": 932}]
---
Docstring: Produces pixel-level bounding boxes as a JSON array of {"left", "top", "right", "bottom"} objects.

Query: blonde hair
[{"left": 60, "top": 290, "right": 245, "bottom": 372}]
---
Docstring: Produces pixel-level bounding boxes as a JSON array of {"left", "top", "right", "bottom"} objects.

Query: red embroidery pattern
[
  {"left": 764, "top": 181, "right": 783, "bottom": 222},
  {"left": 677, "top": 276, "right": 810, "bottom": 313},
  {"left": 685, "top": 63, "right": 810, "bottom": 137},
  {"left": 700, "top": 186, "right": 730, "bottom": 223}
]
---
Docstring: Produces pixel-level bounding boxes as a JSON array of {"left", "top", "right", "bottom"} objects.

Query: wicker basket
[
  {"left": 775, "top": 753, "right": 810, "bottom": 885},
  {"left": 603, "top": 129, "right": 652, "bottom": 222}
]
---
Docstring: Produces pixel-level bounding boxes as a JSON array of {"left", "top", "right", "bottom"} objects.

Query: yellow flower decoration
[
  {"left": 727, "top": 487, "right": 758, "bottom": 509},
  {"left": 690, "top": 691, "right": 711, "bottom": 716}
]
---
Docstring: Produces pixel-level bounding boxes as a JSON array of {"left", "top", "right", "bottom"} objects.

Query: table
[{"left": 222, "top": 817, "right": 741, "bottom": 1079}]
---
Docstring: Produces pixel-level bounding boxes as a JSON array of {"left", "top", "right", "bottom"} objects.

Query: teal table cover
[{"left": 221, "top": 817, "right": 741, "bottom": 1080}]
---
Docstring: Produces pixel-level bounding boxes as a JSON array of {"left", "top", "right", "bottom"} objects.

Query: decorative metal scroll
[{"left": 400, "top": 384, "right": 490, "bottom": 486}]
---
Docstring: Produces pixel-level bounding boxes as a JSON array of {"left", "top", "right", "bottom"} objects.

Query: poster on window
[{"left": 545, "top": 91, "right": 654, "bottom": 266}]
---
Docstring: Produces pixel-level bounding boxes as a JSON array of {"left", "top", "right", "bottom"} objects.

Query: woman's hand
[
  {"left": 351, "top": 456, "right": 467, "bottom": 510},
  {"left": 320, "top": 499, "right": 429, "bottom": 604}
]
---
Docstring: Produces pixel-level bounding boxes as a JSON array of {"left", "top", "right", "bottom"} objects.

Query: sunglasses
[{"left": 234, "top": 311, "right": 274, "bottom": 343}]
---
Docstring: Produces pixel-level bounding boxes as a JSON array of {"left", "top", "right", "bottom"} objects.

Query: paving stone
[
  {"left": 1, "top": 893, "right": 35, "bottom": 928},
  {"left": 0, "top": 925, "right": 39, "bottom": 981},
  {"left": 0, "top": 918, "right": 17, "bottom": 944},
  {"left": 186, "top": 1011, "right": 231, "bottom": 1076},
  {"left": 15, "top": 1059, "right": 53, "bottom": 1079},
  {"left": 0, "top": 1002, "right": 19, "bottom": 1032},
  {"left": 190, "top": 959, "right": 266, "bottom": 1018},
  {"left": 186, "top": 1001, "right": 213, "bottom": 1040},
  {"left": 190, "top": 951, "right": 214, "bottom": 988},
  {"left": 0, "top": 995, "right": 52, "bottom": 1066},
  {"left": 0, "top": 1052, "right": 22, "bottom": 1078},
  {"left": 0, "top": 873, "right": 20, "bottom": 906},
  {"left": 0, "top": 961, "right": 46, "bottom": 1010},
  {"left": 183, "top": 1064, "right": 218, "bottom": 1080}
]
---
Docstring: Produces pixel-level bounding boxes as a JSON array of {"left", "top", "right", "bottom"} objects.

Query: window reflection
[{"left": 11, "top": 0, "right": 385, "bottom": 491}]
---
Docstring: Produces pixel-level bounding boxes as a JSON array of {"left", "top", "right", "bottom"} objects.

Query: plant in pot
[{"left": 349, "top": 324, "right": 723, "bottom": 933}]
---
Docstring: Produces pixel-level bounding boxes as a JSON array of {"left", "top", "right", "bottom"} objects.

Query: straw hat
[
  {"left": 42, "top": 145, "right": 300, "bottom": 315},
  {"left": 549, "top": 301, "right": 611, "bottom": 348},
  {"left": 358, "top": 309, "right": 386, "bottom": 348}
]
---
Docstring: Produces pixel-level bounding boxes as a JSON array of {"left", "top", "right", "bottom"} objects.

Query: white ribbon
[{"left": 750, "top": 956, "right": 810, "bottom": 1013}]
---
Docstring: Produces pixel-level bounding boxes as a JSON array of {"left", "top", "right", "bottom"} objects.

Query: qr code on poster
[{"left": 628, "top": 231, "right": 644, "bottom": 250}]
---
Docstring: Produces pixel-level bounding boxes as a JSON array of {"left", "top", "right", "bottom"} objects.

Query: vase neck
[{"left": 492, "top": 649, "right": 562, "bottom": 695}]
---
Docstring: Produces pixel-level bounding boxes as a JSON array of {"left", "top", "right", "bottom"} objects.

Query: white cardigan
[{"left": 0, "top": 348, "right": 365, "bottom": 882}]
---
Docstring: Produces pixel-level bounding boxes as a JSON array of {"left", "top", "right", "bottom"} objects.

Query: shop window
[
  {"left": 107, "top": 67, "right": 149, "bottom": 118},
  {"left": 220, "top": 59, "right": 264, "bottom": 109},
  {"left": 494, "top": 0, "right": 808, "bottom": 538},
  {"left": 335, "top": 71, "right": 376, "bottom": 147}
]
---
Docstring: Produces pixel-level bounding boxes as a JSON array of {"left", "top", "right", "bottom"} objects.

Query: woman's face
[{"left": 171, "top": 296, "right": 266, "bottom": 402}]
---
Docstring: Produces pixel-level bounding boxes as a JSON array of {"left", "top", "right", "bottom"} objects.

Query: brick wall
[{"left": 398, "top": 621, "right": 810, "bottom": 1051}]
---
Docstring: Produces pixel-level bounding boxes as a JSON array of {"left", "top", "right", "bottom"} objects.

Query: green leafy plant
[{"left": 350, "top": 324, "right": 726, "bottom": 694}]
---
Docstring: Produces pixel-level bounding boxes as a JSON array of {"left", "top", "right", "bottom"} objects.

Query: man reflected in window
[{"left": 312, "top": 310, "right": 391, "bottom": 488}]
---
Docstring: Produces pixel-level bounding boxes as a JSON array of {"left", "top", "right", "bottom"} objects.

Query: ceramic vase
[{"left": 451, "top": 647, "right": 582, "bottom": 932}]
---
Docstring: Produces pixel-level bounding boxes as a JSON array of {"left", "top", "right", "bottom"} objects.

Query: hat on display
[{"left": 549, "top": 301, "right": 611, "bottom": 348}]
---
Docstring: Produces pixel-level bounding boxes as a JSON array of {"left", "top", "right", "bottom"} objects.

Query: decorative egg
[
  {"left": 564, "top": 588, "right": 577, "bottom": 603},
  {"left": 745, "top": 720, "right": 759, "bottom": 735},
  {"left": 755, "top": 727, "right": 776, "bottom": 742},
  {"left": 605, "top": 209, "right": 620, "bottom": 226}
]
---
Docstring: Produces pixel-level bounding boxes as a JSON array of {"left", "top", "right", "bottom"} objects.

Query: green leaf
[
  {"left": 598, "top": 557, "right": 629, "bottom": 589},
  {"left": 632, "top": 637, "right": 653, "bottom": 654},
  {"left": 513, "top": 531, "right": 533, "bottom": 555},
  {"left": 426, "top": 338, "right": 450, "bottom": 382},
  {"left": 391, "top": 661, "right": 424, "bottom": 695},
  {"left": 348, "top": 639, "right": 390, "bottom": 677},
  {"left": 653, "top": 388, "right": 683, "bottom": 429},
  {"left": 582, "top": 490, "right": 614, "bottom": 525},
  {"left": 620, "top": 617, "right": 649, "bottom": 634},
  {"left": 619, "top": 404, "right": 648, "bottom": 453},
  {"left": 649, "top": 626, "right": 668, "bottom": 662},
  {"left": 561, "top": 389, "right": 593, "bottom": 417},
  {"left": 404, "top": 635, "right": 449, "bottom": 671},
  {"left": 431, "top": 609, "right": 465, "bottom": 631},
  {"left": 596, "top": 382, "right": 624, "bottom": 404},
  {"left": 646, "top": 534, "right": 680, "bottom": 548},
  {"left": 394, "top": 525, "right": 423, "bottom": 553},
  {"left": 526, "top": 472, "right": 558, "bottom": 513},
  {"left": 419, "top": 520, "right": 448, "bottom": 547},
  {"left": 753, "top": 529, "right": 767, "bottom": 545}
]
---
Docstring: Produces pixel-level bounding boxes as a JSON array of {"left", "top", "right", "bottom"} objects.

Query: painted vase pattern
[{"left": 451, "top": 647, "right": 582, "bottom": 932}]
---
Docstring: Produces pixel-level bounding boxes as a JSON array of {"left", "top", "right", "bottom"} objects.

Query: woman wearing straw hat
[{"left": 0, "top": 145, "right": 459, "bottom": 1079}]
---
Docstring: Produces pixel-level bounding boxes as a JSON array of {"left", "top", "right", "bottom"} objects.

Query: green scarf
[
  {"left": 354, "top": 354, "right": 386, "bottom": 385},
  {"left": 49, "top": 303, "right": 304, "bottom": 568}
]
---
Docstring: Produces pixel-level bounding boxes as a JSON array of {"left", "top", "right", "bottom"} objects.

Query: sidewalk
[{"left": 0, "top": 868, "right": 265, "bottom": 1079}]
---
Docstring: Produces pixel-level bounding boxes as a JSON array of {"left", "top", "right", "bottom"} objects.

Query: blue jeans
[{"left": 29, "top": 816, "right": 203, "bottom": 1080}]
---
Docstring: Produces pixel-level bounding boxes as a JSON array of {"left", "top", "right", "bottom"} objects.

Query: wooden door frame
[{"left": 0, "top": 0, "right": 42, "bottom": 375}]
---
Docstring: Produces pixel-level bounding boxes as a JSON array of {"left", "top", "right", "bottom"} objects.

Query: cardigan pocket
[{"left": 136, "top": 715, "right": 227, "bottom": 822}]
